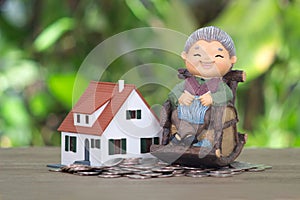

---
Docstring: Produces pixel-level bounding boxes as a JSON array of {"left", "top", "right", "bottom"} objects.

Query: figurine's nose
[{"left": 200, "top": 53, "right": 213, "bottom": 63}]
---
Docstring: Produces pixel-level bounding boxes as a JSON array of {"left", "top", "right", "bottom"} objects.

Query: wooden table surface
[{"left": 0, "top": 147, "right": 299, "bottom": 200}]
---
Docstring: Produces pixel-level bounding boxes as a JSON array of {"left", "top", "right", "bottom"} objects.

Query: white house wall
[
  {"left": 113, "top": 90, "right": 162, "bottom": 138},
  {"left": 61, "top": 132, "right": 103, "bottom": 166},
  {"left": 101, "top": 90, "right": 162, "bottom": 163},
  {"left": 100, "top": 133, "right": 155, "bottom": 163}
]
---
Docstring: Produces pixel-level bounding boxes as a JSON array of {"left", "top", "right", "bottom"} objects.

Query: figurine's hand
[
  {"left": 178, "top": 90, "right": 194, "bottom": 106},
  {"left": 199, "top": 92, "right": 213, "bottom": 106},
  {"left": 242, "top": 71, "right": 246, "bottom": 82}
]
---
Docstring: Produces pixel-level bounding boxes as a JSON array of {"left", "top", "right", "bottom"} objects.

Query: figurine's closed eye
[
  {"left": 215, "top": 54, "right": 224, "bottom": 58},
  {"left": 194, "top": 54, "right": 201, "bottom": 57}
]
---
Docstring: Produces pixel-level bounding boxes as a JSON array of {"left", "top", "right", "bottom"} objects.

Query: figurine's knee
[
  {"left": 171, "top": 109, "right": 181, "bottom": 130},
  {"left": 171, "top": 109, "right": 195, "bottom": 138},
  {"left": 203, "top": 107, "right": 211, "bottom": 127}
]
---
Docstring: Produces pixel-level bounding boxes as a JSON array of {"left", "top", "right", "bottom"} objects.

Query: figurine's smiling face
[{"left": 181, "top": 40, "right": 237, "bottom": 78}]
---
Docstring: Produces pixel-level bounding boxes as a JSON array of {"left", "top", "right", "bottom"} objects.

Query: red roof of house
[{"left": 58, "top": 81, "right": 149, "bottom": 136}]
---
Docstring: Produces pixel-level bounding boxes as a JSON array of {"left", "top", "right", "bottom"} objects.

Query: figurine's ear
[
  {"left": 231, "top": 56, "right": 237, "bottom": 64},
  {"left": 181, "top": 51, "right": 187, "bottom": 60}
]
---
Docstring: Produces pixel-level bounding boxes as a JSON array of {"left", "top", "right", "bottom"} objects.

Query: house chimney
[{"left": 118, "top": 80, "right": 124, "bottom": 92}]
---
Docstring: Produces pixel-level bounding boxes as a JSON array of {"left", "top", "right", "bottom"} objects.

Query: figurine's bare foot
[
  {"left": 215, "top": 149, "right": 221, "bottom": 158},
  {"left": 182, "top": 134, "right": 196, "bottom": 146},
  {"left": 169, "top": 133, "right": 182, "bottom": 146}
]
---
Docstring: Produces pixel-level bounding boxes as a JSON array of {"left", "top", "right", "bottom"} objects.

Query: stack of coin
[
  {"left": 207, "top": 169, "right": 233, "bottom": 178},
  {"left": 49, "top": 160, "right": 272, "bottom": 179},
  {"left": 58, "top": 164, "right": 102, "bottom": 176}
]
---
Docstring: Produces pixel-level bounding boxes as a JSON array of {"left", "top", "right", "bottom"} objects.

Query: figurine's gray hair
[{"left": 184, "top": 26, "right": 236, "bottom": 57}]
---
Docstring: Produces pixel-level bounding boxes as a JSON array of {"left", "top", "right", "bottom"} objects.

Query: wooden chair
[{"left": 150, "top": 70, "right": 247, "bottom": 167}]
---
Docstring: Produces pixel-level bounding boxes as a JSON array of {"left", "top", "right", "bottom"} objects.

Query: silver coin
[
  {"left": 209, "top": 170, "right": 232, "bottom": 174},
  {"left": 173, "top": 169, "right": 185, "bottom": 174},
  {"left": 70, "top": 164, "right": 91, "bottom": 169},
  {"left": 228, "top": 168, "right": 244, "bottom": 172},
  {"left": 61, "top": 167, "right": 74, "bottom": 173},
  {"left": 163, "top": 166, "right": 183, "bottom": 170},
  {"left": 49, "top": 168, "right": 62, "bottom": 172},
  {"left": 209, "top": 173, "right": 233, "bottom": 178},
  {"left": 133, "top": 165, "right": 153, "bottom": 170},
  {"left": 112, "top": 170, "right": 134, "bottom": 175},
  {"left": 256, "top": 165, "right": 272, "bottom": 170},
  {"left": 247, "top": 167, "right": 265, "bottom": 172},
  {"left": 136, "top": 170, "right": 155, "bottom": 175},
  {"left": 62, "top": 165, "right": 92, "bottom": 173},
  {"left": 218, "top": 166, "right": 230, "bottom": 170},
  {"left": 152, "top": 167, "right": 174, "bottom": 174},
  {"left": 186, "top": 173, "right": 209, "bottom": 178},
  {"left": 158, "top": 173, "right": 174, "bottom": 178},
  {"left": 127, "top": 174, "right": 151, "bottom": 179},
  {"left": 120, "top": 167, "right": 142, "bottom": 173},
  {"left": 141, "top": 172, "right": 162, "bottom": 178},
  {"left": 188, "top": 169, "right": 209, "bottom": 174},
  {"left": 230, "top": 171, "right": 243, "bottom": 175},
  {"left": 72, "top": 167, "right": 93, "bottom": 172},
  {"left": 230, "top": 161, "right": 260, "bottom": 170},
  {"left": 107, "top": 166, "right": 122, "bottom": 171},
  {"left": 60, "top": 166, "right": 71, "bottom": 171},
  {"left": 91, "top": 166, "right": 108, "bottom": 171},
  {"left": 98, "top": 174, "right": 122, "bottom": 178},
  {"left": 262, "top": 165, "right": 272, "bottom": 169},
  {"left": 102, "top": 171, "right": 121, "bottom": 175},
  {"left": 182, "top": 166, "right": 203, "bottom": 170},
  {"left": 170, "top": 164, "right": 182, "bottom": 168},
  {"left": 76, "top": 171, "right": 101, "bottom": 176},
  {"left": 173, "top": 173, "right": 185, "bottom": 177}
]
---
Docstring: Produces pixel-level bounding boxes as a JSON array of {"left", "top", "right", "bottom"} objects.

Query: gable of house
[{"left": 58, "top": 81, "right": 158, "bottom": 136}]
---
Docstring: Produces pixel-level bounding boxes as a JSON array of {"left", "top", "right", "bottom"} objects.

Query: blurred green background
[{"left": 0, "top": 0, "right": 300, "bottom": 148}]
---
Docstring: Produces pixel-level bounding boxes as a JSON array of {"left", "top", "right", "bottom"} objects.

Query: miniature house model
[{"left": 58, "top": 80, "right": 162, "bottom": 166}]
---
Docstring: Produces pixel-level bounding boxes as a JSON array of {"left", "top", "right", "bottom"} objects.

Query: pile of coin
[{"left": 49, "top": 158, "right": 272, "bottom": 179}]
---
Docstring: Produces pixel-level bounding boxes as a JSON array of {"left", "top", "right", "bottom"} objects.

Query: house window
[
  {"left": 126, "top": 110, "right": 135, "bottom": 119},
  {"left": 108, "top": 139, "right": 126, "bottom": 155},
  {"left": 126, "top": 109, "right": 141, "bottom": 119},
  {"left": 154, "top": 137, "right": 159, "bottom": 145},
  {"left": 140, "top": 138, "right": 152, "bottom": 153},
  {"left": 90, "top": 139, "right": 101, "bottom": 149},
  {"left": 70, "top": 136, "right": 77, "bottom": 152},
  {"left": 140, "top": 137, "right": 160, "bottom": 153},
  {"left": 65, "top": 136, "right": 69, "bottom": 152},
  {"left": 65, "top": 135, "right": 77, "bottom": 153},
  {"left": 76, "top": 114, "right": 80, "bottom": 123},
  {"left": 85, "top": 115, "right": 89, "bottom": 124},
  {"left": 91, "top": 139, "right": 95, "bottom": 148},
  {"left": 137, "top": 110, "right": 141, "bottom": 119},
  {"left": 95, "top": 139, "right": 101, "bottom": 149}
]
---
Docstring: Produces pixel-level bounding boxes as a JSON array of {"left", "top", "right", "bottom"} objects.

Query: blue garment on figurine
[
  {"left": 178, "top": 96, "right": 209, "bottom": 124},
  {"left": 192, "top": 139, "right": 212, "bottom": 148}
]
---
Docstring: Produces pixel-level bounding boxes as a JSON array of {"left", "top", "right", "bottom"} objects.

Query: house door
[{"left": 84, "top": 139, "right": 90, "bottom": 161}]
